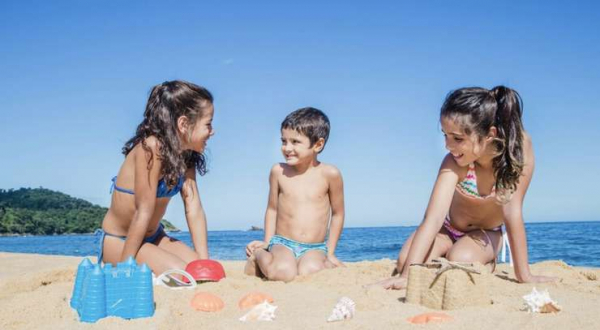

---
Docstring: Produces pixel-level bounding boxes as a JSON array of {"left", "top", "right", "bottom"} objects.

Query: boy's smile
[{"left": 281, "top": 128, "right": 319, "bottom": 166}]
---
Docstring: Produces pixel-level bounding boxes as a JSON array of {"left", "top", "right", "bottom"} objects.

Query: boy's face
[{"left": 280, "top": 128, "right": 323, "bottom": 166}]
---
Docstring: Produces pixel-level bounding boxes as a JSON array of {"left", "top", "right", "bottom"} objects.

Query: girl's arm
[
  {"left": 399, "top": 154, "right": 459, "bottom": 278},
  {"left": 181, "top": 168, "right": 209, "bottom": 259},
  {"left": 503, "top": 134, "right": 554, "bottom": 283},
  {"left": 326, "top": 166, "right": 345, "bottom": 266},
  {"left": 120, "top": 139, "right": 162, "bottom": 261}
]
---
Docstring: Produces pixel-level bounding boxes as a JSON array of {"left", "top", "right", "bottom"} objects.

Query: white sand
[{"left": 1, "top": 252, "right": 599, "bottom": 329}]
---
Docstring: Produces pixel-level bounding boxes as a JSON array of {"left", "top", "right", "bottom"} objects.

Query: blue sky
[{"left": 1, "top": 1, "right": 599, "bottom": 230}]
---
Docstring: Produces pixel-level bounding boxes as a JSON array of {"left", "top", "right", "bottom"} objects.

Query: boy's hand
[
  {"left": 246, "top": 240, "right": 267, "bottom": 257},
  {"left": 326, "top": 254, "right": 345, "bottom": 268}
]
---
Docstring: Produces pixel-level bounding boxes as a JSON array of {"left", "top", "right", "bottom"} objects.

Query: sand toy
[
  {"left": 238, "top": 292, "right": 275, "bottom": 310},
  {"left": 239, "top": 301, "right": 277, "bottom": 321},
  {"left": 406, "top": 258, "right": 491, "bottom": 310},
  {"left": 185, "top": 259, "right": 226, "bottom": 282},
  {"left": 407, "top": 312, "right": 453, "bottom": 324},
  {"left": 70, "top": 257, "right": 154, "bottom": 323},
  {"left": 190, "top": 292, "right": 225, "bottom": 312}
]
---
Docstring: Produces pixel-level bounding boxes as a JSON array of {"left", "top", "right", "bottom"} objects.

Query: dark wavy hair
[
  {"left": 122, "top": 80, "right": 213, "bottom": 188},
  {"left": 281, "top": 107, "right": 330, "bottom": 153},
  {"left": 440, "top": 86, "right": 525, "bottom": 203}
]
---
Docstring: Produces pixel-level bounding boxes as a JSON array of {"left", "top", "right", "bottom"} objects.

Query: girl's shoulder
[
  {"left": 130, "top": 136, "right": 162, "bottom": 156},
  {"left": 440, "top": 153, "right": 469, "bottom": 179}
]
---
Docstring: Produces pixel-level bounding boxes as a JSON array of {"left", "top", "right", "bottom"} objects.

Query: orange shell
[
  {"left": 190, "top": 292, "right": 225, "bottom": 312},
  {"left": 407, "top": 312, "right": 453, "bottom": 324},
  {"left": 238, "top": 292, "right": 275, "bottom": 310}
]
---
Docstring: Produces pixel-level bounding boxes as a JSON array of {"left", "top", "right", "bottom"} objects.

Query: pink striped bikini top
[{"left": 456, "top": 163, "right": 496, "bottom": 199}]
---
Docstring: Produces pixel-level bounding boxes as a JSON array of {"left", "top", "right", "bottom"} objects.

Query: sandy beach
[{"left": 1, "top": 252, "right": 599, "bottom": 329}]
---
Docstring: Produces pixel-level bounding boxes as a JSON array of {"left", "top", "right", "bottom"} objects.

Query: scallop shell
[
  {"left": 239, "top": 301, "right": 277, "bottom": 321},
  {"left": 326, "top": 297, "right": 356, "bottom": 322},
  {"left": 190, "top": 292, "right": 225, "bottom": 312},
  {"left": 522, "top": 287, "right": 561, "bottom": 313},
  {"left": 238, "top": 292, "right": 275, "bottom": 310},
  {"left": 407, "top": 312, "right": 453, "bottom": 324}
]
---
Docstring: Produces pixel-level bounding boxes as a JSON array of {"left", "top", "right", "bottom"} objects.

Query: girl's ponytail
[{"left": 490, "top": 86, "right": 525, "bottom": 202}]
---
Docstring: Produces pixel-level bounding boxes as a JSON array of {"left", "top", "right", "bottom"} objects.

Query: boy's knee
[
  {"left": 297, "top": 261, "right": 324, "bottom": 276},
  {"left": 268, "top": 263, "right": 296, "bottom": 282}
]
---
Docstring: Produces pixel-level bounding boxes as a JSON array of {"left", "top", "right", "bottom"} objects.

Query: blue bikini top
[{"left": 111, "top": 175, "right": 185, "bottom": 198}]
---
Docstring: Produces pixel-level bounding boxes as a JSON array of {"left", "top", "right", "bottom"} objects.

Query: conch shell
[
  {"left": 327, "top": 297, "right": 356, "bottom": 322},
  {"left": 239, "top": 301, "right": 277, "bottom": 321},
  {"left": 522, "top": 287, "right": 561, "bottom": 313},
  {"left": 190, "top": 292, "right": 225, "bottom": 312},
  {"left": 238, "top": 292, "right": 275, "bottom": 310}
]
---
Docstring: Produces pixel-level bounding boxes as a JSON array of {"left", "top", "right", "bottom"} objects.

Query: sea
[{"left": 1, "top": 221, "right": 599, "bottom": 267}]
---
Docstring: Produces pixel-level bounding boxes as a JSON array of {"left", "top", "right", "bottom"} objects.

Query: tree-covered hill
[{"left": 0, "top": 188, "right": 178, "bottom": 235}]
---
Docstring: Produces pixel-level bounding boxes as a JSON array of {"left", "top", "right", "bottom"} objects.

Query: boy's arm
[
  {"left": 246, "top": 164, "right": 280, "bottom": 256},
  {"left": 325, "top": 166, "right": 345, "bottom": 266},
  {"left": 263, "top": 164, "right": 280, "bottom": 244},
  {"left": 121, "top": 139, "right": 161, "bottom": 262},
  {"left": 503, "top": 134, "right": 555, "bottom": 283},
  {"left": 399, "top": 154, "right": 459, "bottom": 278},
  {"left": 181, "top": 168, "right": 209, "bottom": 259}
]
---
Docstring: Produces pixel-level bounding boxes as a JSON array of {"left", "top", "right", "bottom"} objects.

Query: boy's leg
[
  {"left": 255, "top": 245, "right": 297, "bottom": 282},
  {"left": 297, "top": 250, "right": 327, "bottom": 276},
  {"left": 244, "top": 246, "right": 264, "bottom": 277},
  {"left": 446, "top": 229, "right": 502, "bottom": 265}
]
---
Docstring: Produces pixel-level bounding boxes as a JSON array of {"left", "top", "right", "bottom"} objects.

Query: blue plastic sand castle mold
[{"left": 70, "top": 257, "right": 154, "bottom": 323}]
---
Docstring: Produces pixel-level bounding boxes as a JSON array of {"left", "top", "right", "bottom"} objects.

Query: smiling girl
[
  {"left": 98, "top": 80, "right": 215, "bottom": 275},
  {"left": 377, "top": 86, "right": 555, "bottom": 289}
]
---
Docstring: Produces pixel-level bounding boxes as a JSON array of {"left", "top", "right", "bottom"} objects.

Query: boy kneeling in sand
[{"left": 244, "top": 107, "right": 345, "bottom": 282}]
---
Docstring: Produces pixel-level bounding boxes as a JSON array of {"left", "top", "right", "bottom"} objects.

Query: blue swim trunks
[{"left": 267, "top": 235, "right": 328, "bottom": 258}]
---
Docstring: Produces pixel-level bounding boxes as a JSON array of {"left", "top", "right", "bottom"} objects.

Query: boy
[{"left": 244, "top": 107, "right": 345, "bottom": 282}]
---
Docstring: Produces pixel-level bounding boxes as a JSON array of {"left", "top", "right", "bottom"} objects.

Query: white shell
[
  {"left": 327, "top": 297, "right": 356, "bottom": 322},
  {"left": 239, "top": 301, "right": 277, "bottom": 322},
  {"left": 522, "top": 287, "right": 561, "bottom": 313}
]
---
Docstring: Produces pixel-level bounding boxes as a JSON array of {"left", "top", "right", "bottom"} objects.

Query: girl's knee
[{"left": 446, "top": 248, "right": 475, "bottom": 263}]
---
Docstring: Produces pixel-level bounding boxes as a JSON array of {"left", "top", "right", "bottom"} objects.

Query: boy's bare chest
[{"left": 278, "top": 176, "right": 329, "bottom": 200}]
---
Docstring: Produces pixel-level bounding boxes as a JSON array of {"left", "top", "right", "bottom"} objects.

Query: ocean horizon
[{"left": 1, "top": 221, "right": 599, "bottom": 268}]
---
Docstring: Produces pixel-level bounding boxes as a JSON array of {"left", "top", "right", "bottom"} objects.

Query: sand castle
[
  {"left": 406, "top": 258, "right": 492, "bottom": 310},
  {"left": 70, "top": 257, "right": 154, "bottom": 323}
]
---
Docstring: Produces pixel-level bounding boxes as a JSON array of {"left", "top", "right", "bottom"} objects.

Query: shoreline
[{"left": 1, "top": 252, "right": 600, "bottom": 329}]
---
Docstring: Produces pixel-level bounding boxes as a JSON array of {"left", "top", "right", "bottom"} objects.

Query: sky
[{"left": 1, "top": 1, "right": 599, "bottom": 230}]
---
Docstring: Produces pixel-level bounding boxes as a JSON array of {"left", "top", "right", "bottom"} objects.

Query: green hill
[{"left": 0, "top": 188, "right": 178, "bottom": 235}]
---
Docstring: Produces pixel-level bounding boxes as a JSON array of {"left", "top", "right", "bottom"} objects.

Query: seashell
[
  {"left": 239, "top": 301, "right": 277, "bottom": 321},
  {"left": 238, "top": 292, "right": 275, "bottom": 310},
  {"left": 407, "top": 312, "right": 453, "bottom": 324},
  {"left": 326, "top": 297, "right": 356, "bottom": 322},
  {"left": 522, "top": 287, "right": 561, "bottom": 313},
  {"left": 190, "top": 292, "right": 225, "bottom": 312}
]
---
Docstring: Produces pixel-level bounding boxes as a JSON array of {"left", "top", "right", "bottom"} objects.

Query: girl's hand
[
  {"left": 246, "top": 240, "right": 267, "bottom": 257},
  {"left": 365, "top": 276, "right": 408, "bottom": 290},
  {"left": 520, "top": 274, "right": 558, "bottom": 284},
  {"left": 326, "top": 254, "right": 345, "bottom": 268}
]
